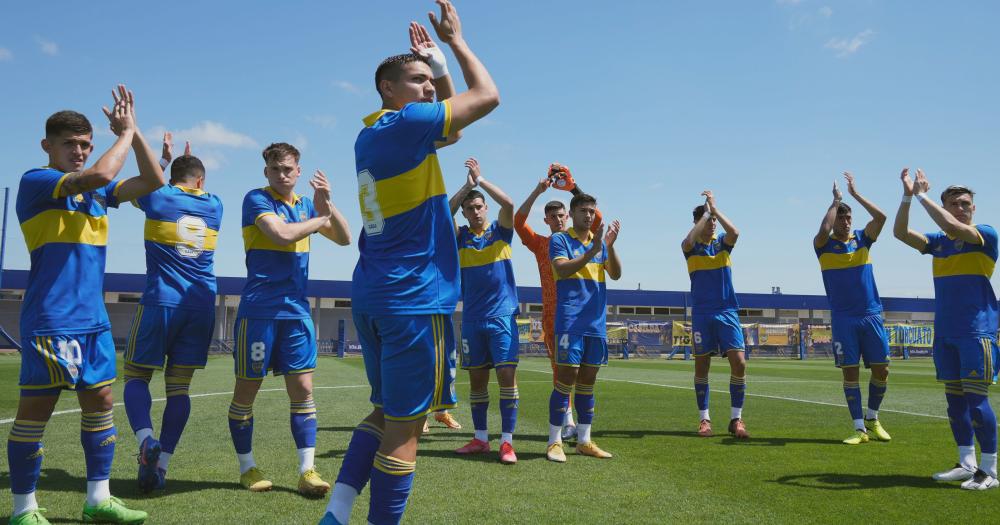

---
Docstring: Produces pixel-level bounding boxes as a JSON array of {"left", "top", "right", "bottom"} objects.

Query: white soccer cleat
[
  {"left": 960, "top": 470, "right": 999, "bottom": 490},
  {"left": 932, "top": 463, "right": 976, "bottom": 482}
]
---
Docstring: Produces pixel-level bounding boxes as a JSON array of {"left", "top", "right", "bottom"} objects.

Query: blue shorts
[
  {"left": 354, "top": 312, "right": 457, "bottom": 422},
  {"left": 832, "top": 314, "right": 890, "bottom": 369},
  {"left": 233, "top": 317, "right": 317, "bottom": 380},
  {"left": 555, "top": 334, "right": 608, "bottom": 367},
  {"left": 125, "top": 305, "right": 215, "bottom": 370},
  {"left": 933, "top": 336, "right": 999, "bottom": 383},
  {"left": 19, "top": 330, "right": 116, "bottom": 391},
  {"left": 461, "top": 315, "right": 519, "bottom": 369},
  {"left": 692, "top": 311, "right": 745, "bottom": 357}
]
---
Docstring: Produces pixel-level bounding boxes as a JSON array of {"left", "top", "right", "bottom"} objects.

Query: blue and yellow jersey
[
  {"left": 134, "top": 184, "right": 223, "bottom": 310},
  {"left": 457, "top": 220, "right": 520, "bottom": 321},
  {"left": 921, "top": 225, "right": 999, "bottom": 338},
  {"left": 550, "top": 229, "right": 608, "bottom": 337},
  {"left": 351, "top": 101, "right": 459, "bottom": 315},
  {"left": 16, "top": 167, "right": 122, "bottom": 336},
  {"left": 815, "top": 229, "right": 883, "bottom": 317},
  {"left": 684, "top": 234, "right": 740, "bottom": 313},
  {"left": 238, "top": 187, "right": 316, "bottom": 319}
]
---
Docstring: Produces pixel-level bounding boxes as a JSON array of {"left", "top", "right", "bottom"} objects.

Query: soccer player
[
  {"left": 120, "top": 134, "right": 223, "bottom": 492},
  {"left": 545, "top": 194, "right": 622, "bottom": 463},
  {"left": 9, "top": 85, "right": 163, "bottom": 525},
  {"left": 682, "top": 190, "right": 749, "bottom": 439},
  {"left": 227, "top": 142, "right": 351, "bottom": 496},
  {"left": 514, "top": 163, "right": 603, "bottom": 440},
  {"left": 448, "top": 158, "right": 520, "bottom": 464},
  {"left": 893, "top": 168, "right": 999, "bottom": 490},
  {"left": 813, "top": 172, "right": 891, "bottom": 445},
  {"left": 322, "top": 1, "right": 499, "bottom": 522}
]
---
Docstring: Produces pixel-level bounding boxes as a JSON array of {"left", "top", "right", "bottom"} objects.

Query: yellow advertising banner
[
  {"left": 672, "top": 321, "right": 692, "bottom": 347},
  {"left": 516, "top": 317, "right": 546, "bottom": 344},
  {"left": 810, "top": 325, "right": 832, "bottom": 344},
  {"left": 757, "top": 324, "right": 800, "bottom": 346}
]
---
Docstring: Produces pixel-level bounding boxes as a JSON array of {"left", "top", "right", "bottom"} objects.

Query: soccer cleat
[
  {"left": 318, "top": 512, "right": 345, "bottom": 525},
  {"left": 10, "top": 508, "right": 50, "bottom": 525},
  {"left": 136, "top": 436, "right": 162, "bottom": 494},
  {"left": 561, "top": 424, "right": 578, "bottom": 441},
  {"left": 454, "top": 438, "right": 491, "bottom": 455},
  {"left": 932, "top": 463, "right": 976, "bottom": 481},
  {"left": 728, "top": 418, "right": 750, "bottom": 439},
  {"left": 864, "top": 419, "right": 891, "bottom": 441},
  {"left": 842, "top": 429, "right": 869, "bottom": 445},
  {"left": 576, "top": 441, "right": 613, "bottom": 459},
  {"left": 154, "top": 468, "right": 167, "bottom": 491},
  {"left": 960, "top": 469, "right": 1000, "bottom": 490},
  {"left": 499, "top": 441, "right": 517, "bottom": 465},
  {"left": 546, "top": 442, "right": 567, "bottom": 463},
  {"left": 82, "top": 496, "right": 147, "bottom": 524},
  {"left": 240, "top": 467, "right": 273, "bottom": 492},
  {"left": 697, "top": 419, "right": 713, "bottom": 437},
  {"left": 434, "top": 411, "right": 463, "bottom": 429},
  {"left": 298, "top": 468, "right": 331, "bottom": 497}
]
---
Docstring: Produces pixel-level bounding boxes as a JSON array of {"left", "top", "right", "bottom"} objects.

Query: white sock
[
  {"left": 501, "top": 432, "right": 513, "bottom": 445},
  {"left": 86, "top": 479, "right": 110, "bottom": 507},
  {"left": 326, "top": 482, "right": 359, "bottom": 524},
  {"left": 12, "top": 492, "right": 38, "bottom": 516},
  {"left": 959, "top": 445, "right": 978, "bottom": 470},
  {"left": 577, "top": 423, "right": 592, "bottom": 443},
  {"left": 731, "top": 407, "right": 743, "bottom": 420},
  {"left": 564, "top": 407, "right": 575, "bottom": 427},
  {"left": 298, "top": 447, "right": 315, "bottom": 474},
  {"left": 474, "top": 429, "right": 488, "bottom": 442},
  {"left": 158, "top": 451, "right": 172, "bottom": 471},
  {"left": 699, "top": 409, "right": 710, "bottom": 421},
  {"left": 981, "top": 452, "right": 998, "bottom": 478},
  {"left": 135, "top": 428, "right": 153, "bottom": 447},
  {"left": 548, "top": 424, "right": 562, "bottom": 445},
  {"left": 853, "top": 419, "right": 865, "bottom": 431},
  {"left": 237, "top": 452, "right": 256, "bottom": 474},
  {"left": 866, "top": 408, "right": 878, "bottom": 420}
]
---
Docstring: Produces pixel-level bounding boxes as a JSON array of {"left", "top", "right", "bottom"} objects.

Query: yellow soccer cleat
[
  {"left": 576, "top": 441, "right": 613, "bottom": 459},
  {"left": 240, "top": 467, "right": 273, "bottom": 492},
  {"left": 434, "top": 411, "right": 463, "bottom": 429},
  {"left": 864, "top": 419, "right": 891, "bottom": 441},
  {"left": 842, "top": 429, "right": 870, "bottom": 445},
  {"left": 298, "top": 468, "right": 332, "bottom": 497},
  {"left": 546, "top": 442, "right": 567, "bottom": 463}
]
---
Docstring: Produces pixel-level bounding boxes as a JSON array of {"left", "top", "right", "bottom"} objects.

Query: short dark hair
[
  {"left": 543, "top": 200, "right": 565, "bottom": 215},
  {"left": 46, "top": 110, "right": 92, "bottom": 138},
  {"left": 941, "top": 185, "right": 975, "bottom": 204},
  {"left": 462, "top": 189, "right": 485, "bottom": 208},
  {"left": 837, "top": 202, "right": 852, "bottom": 215},
  {"left": 693, "top": 205, "right": 707, "bottom": 222},
  {"left": 375, "top": 54, "right": 430, "bottom": 97},
  {"left": 569, "top": 193, "right": 596, "bottom": 211},
  {"left": 262, "top": 142, "right": 300, "bottom": 164},
  {"left": 170, "top": 155, "right": 206, "bottom": 184}
]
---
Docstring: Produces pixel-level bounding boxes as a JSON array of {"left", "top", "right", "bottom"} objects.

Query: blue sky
[{"left": 2, "top": 1, "right": 999, "bottom": 298}]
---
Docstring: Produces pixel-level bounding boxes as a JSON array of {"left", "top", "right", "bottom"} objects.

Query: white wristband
[
  {"left": 423, "top": 46, "right": 449, "bottom": 79},
  {"left": 159, "top": 158, "right": 170, "bottom": 170},
  {"left": 901, "top": 195, "right": 912, "bottom": 203},
  {"left": 915, "top": 192, "right": 931, "bottom": 204}
]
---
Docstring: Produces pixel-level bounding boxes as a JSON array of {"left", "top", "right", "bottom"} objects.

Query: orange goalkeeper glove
[{"left": 547, "top": 163, "right": 576, "bottom": 192}]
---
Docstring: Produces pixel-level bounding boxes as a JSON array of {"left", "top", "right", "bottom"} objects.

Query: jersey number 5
[{"left": 358, "top": 170, "right": 384, "bottom": 236}]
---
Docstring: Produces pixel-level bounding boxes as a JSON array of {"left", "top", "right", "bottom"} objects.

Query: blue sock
[
  {"left": 499, "top": 386, "right": 519, "bottom": 435},
  {"left": 945, "top": 382, "right": 975, "bottom": 447},
  {"left": 574, "top": 383, "right": 595, "bottom": 425},
  {"left": 469, "top": 390, "right": 489, "bottom": 434},
  {"left": 123, "top": 366, "right": 154, "bottom": 436},
  {"left": 868, "top": 378, "right": 887, "bottom": 413},
  {"left": 160, "top": 370, "right": 193, "bottom": 454},
  {"left": 368, "top": 452, "right": 415, "bottom": 525},
  {"left": 549, "top": 382, "right": 572, "bottom": 427},
  {"left": 844, "top": 380, "right": 863, "bottom": 421},
  {"left": 730, "top": 375, "right": 746, "bottom": 410},
  {"left": 963, "top": 381, "right": 998, "bottom": 454},
  {"left": 290, "top": 397, "right": 318, "bottom": 449},
  {"left": 8, "top": 420, "right": 46, "bottom": 495},
  {"left": 80, "top": 410, "right": 116, "bottom": 481},
  {"left": 695, "top": 377, "right": 710, "bottom": 411},
  {"left": 336, "top": 421, "right": 382, "bottom": 492},
  {"left": 228, "top": 401, "right": 254, "bottom": 454}
]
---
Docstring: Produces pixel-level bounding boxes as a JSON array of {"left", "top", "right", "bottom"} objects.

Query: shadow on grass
[
  {"left": 416, "top": 448, "right": 549, "bottom": 462},
  {"left": 592, "top": 429, "right": 842, "bottom": 447},
  {"left": 771, "top": 472, "right": 943, "bottom": 490}
]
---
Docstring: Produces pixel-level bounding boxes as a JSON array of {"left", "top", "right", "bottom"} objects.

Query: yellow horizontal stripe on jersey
[
  {"left": 819, "top": 247, "right": 871, "bottom": 271},
  {"left": 553, "top": 261, "right": 606, "bottom": 282},
  {"left": 933, "top": 251, "right": 996, "bottom": 278},
  {"left": 371, "top": 155, "right": 446, "bottom": 220},
  {"left": 459, "top": 240, "right": 512, "bottom": 268},
  {"left": 241, "top": 225, "right": 310, "bottom": 253},
  {"left": 20, "top": 209, "right": 108, "bottom": 252},
  {"left": 144, "top": 219, "right": 219, "bottom": 251},
  {"left": 686, "top": 251, "right": 731, "bottom": 273}
]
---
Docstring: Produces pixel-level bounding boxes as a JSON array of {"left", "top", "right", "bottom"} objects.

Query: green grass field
[{"left": 3, "top": 353, "right": 1000, "bottom": 524}]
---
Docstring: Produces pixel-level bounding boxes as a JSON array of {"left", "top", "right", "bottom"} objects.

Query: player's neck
[
  {"left": 573, "top": 225, "right": 593, "bottom": 242},
  {"left": 831, "top": 232, "right": 850, "bottom": 242}
]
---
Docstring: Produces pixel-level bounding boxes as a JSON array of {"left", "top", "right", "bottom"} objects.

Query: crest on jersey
[
  {"left": 848, "top": 239, "right": 857, "bottom": 250},
  {"left": 74, "top": 194, "right": 85, "bottom": 203},
  {"left": 299, "top": 211, "right": 307, "bottom": 221}
]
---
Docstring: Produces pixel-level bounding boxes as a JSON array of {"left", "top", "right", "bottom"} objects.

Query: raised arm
[
  {"left": 814, "top": 181, "right": 841, "bottom": 248},
  {"left": 409, "top": 22, "right": 463, "bottom": 148},
  {"left": 913, "top": 169, "right": 983, "bottom": 244},
  {"left": 892, "top": 168, "right": 929, "bottom": 252},
  {"left": 310, "top": 170, "right": 351, "bottom": 246},
  {"left": 427, "top": 0, "right": 499, "bottom": 134},
  {"left": 682, "top": 194, "right": 714, "bottom": 253},
  {"left": 112, "top": 86, "right": 165, "bottom": 202},
  {"left": 845, "top": 172, "right": 887, "bottom": 240},
  {"left": 604, "top": 220, "right": 622, "bottom": 280},
  {"left": 710, "top": 192, "right": 739, "bottom": 246},
  {"left": 57, "top": 86, "right": 135, "bottom": 197},
  {"left": 471, "top": 159, "right": 513, "bottom": 229},
  {"left": 514, "top": 177, "right": 549, "bottom": 247},
  {"left": 552, "top": 225, "right": 605, "bottom": 279}
]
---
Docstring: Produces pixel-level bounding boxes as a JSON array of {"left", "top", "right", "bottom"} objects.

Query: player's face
[
  {"left": 943, "top": 193, "right": 975, "bottom": 225},
  {"left": 571, "top": 203, "right": 597, "bottom": 231},
  {"left": 696, "top": 215, "right": 717, "bottom": 239},
  {"left": 544, "top": 208, "right": 569, "bottom": 233},
  {"left": 42, "top": 132, "right": 94, "bottom": 173},
  {"left": 461, "top": 197, "right": 488, "bottom": 230},
  {"left": 264, "top": 155, "right": 301, "bottom": 196},
  {"left": 833, "top": 211, "right": 852, "bottom": 238},
  {"left": 384, "top": 62, "right": 436, "bottom": 109}
]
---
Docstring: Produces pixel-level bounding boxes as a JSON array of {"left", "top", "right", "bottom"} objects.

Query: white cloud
[
  {"left": 333, "top": 80, "right": 363, "bottom": 94},
  {"left": 35, "top": 36, "right": 58, "bottom": 56},
  {"left": 825, "top": 29, "right": 875, "bottom": 57},
  {"left": 649, "top": 182, "right": 665, "bottom": 190},
  {"left": 305, "top": 114, "right": 337, "bottom": 128},
  {"left": 195, "top": 151, "right": 225, "bottom": 171},
  {"left": 0, "top": 48, "right": 12, "bottom": 61},
  {"left": 818, "top": 6, "right": 833, "bottom": 17},
  {"left": 168, "top": 121, "right": 258, "bottom": 148},
  {"left": 291, "top": 132, "right": 309, "bottom": 152}
]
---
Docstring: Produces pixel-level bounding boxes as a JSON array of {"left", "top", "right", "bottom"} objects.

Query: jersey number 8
[{"left": 250, "top": 342, "right": 266, "bottom": 362}]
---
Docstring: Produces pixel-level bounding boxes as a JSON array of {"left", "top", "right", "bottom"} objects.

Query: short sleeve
[
  {"left": 398, "top": 101, "right": 450, "bottom": 148},
  {"left": 96, "top": 179, "right": 124, "bottom": 209},
  {"left": 921, "top": 232, "right": 943, "bottom": 255},
  {"left": 19, "top": 168, "right": 66, "bottom": 205},
  {"left": 456, "top": 225, "right": 468, "bottom": 243},
  {"left": 718, "top": 234, "right": 734, "bottom": 253},
  {"left": 243, "top": 190, "right": 275, "bottom": 227},
  {"left": 977, "top": 225, "right": 998, "bottom": 256},
  {"left": 856, "top": 229, "right": 873, "bottom": 249},
  {"left": 550, "top": 233, "right": 571, "bottom": 261},
  {"left": 495, "top": 221, "right": 514, "bottom": 244}
]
